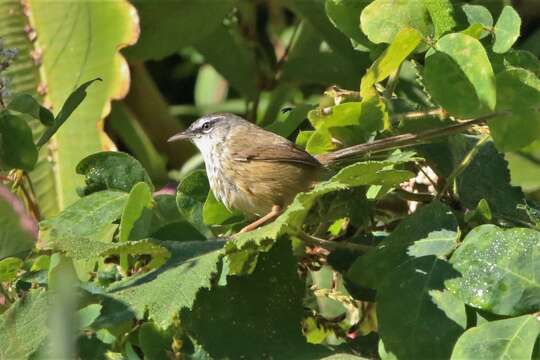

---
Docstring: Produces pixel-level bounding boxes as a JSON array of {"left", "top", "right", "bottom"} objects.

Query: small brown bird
[{"left": 168, "top": 112, "right": 481, "bottom": 232}]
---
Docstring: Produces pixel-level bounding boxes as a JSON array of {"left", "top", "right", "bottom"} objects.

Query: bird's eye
[{"left": 202, "top": 122, "right": 212, "bottom": 132}]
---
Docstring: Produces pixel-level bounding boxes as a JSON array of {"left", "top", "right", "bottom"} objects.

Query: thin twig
[
  {"left": 317, "top": 112, "right": 500, "bottom": 165},
  {"left": 298, "top": 232, "right": 373, "bottom": 253},
  {"left": 438, "top": 134, "right": 491, "bottom": 198}
]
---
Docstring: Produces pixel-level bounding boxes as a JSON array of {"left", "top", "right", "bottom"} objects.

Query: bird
[{"left": 168, "top": 112, "right": 484, "bottom": 233}]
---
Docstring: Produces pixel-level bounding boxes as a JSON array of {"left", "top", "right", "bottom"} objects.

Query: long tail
[{"left": 315, "top": 114, "right": 496, "bottom": 166}]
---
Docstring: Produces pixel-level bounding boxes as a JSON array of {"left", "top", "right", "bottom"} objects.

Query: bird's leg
[{"left": 239, "top": 205, "right": 282, "bottom": 233}]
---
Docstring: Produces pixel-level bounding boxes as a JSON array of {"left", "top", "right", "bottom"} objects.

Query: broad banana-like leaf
[{"left": 0, "top": 0, "right": 139, "bottom": 217}]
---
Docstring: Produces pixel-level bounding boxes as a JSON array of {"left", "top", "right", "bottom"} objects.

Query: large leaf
[
  {"left": 489, "top": 68, "right": 540, "bottom": 151},
  {"left": 183, "top": 239, "right": 329, "bottom": 359},
  {"left": 456, "top": 139, "right": 527, "bottom": 221},
  {"left": 424, "top": 33, "right": 496, "bottom": 118},
  {"left": 126, "top": 0, "right": 234, "bottom": 60},
  {"left": 360, "top": 0, "right": 431, "bottom": 44},
  {"left": 360, "top": 27, "right": 422, "bottom": 97},
  {"left": 0, "top": 185, "right": 37, "bottom": 260},
  {"left": 0, "top": 290, "right": 48, "bottom": 359},
  {"left": 108, "top": 240, "right": 225, "bottom": 328},
  {"left": 451, "top": 315, "right": 540, "bottom": 360},
  {"left": 422, "top": 0, "right": 458, "bottom": 39},
  {"left": 325, "top": 0, "right": 372, "bottom": 51},
  {"left": 76, "top": 151, "right": 154, "bottom": 196},
  {"left": 446, "top": 224, "right": 540, "bottom": 316},
  {"left": 5, "top": 1, "right": 139, "bottom": 214},
  {"left": 377, "top": 257, "right": 466, "bottom": 360},
  {"left": 348, "top": 201, "right": 459, "bottom": 289},
  {"left": 492, "top": 6, "right": 521, "bottom": 54},
  {"left": 39, "top": 190, "right": 128, "bottom": 246}
]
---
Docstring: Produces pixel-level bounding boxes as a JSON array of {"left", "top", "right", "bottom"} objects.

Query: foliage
[{"left": 0, "top": 1, "right": 539, "bottom": 359}]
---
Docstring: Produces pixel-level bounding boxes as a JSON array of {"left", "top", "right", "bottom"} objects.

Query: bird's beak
[{"left": 167, "top": 131, "right": 192, "bottom": 142}]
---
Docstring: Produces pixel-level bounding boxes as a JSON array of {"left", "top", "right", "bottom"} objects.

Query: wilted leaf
[
  {"left": 76, "top": 152, "right": 154, "bottom": 196},
  {"left": 446, "top": 224, "right": 540, "bottom": 316},
  {"left": 424, "top": 33, "right": 496, "bottom": 118},
  {"left": 0, "top": 112, "right": 38, "bottom": 171},
  {"left": 0, "top": 185, "right": 37, "bottom": 259},
  {"left": 492, "top": 6, "right": 521, "bottom": 54},
  {"left": 451, "top": 315, "right": 540, "bottom": 359}
]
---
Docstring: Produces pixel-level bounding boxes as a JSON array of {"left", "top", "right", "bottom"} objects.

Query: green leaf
[
  {"left": 451, "top": 315, "right": 540, "bottom": 360},
  {"left": 76, "top": 151, "right": 154, "bottom": 196},
  {"left": 492, "top": 6, "right": 521, "bottom": 54},
  {"left": 489, "top": 68, "right": 540, "bottom": 151},
  {"left": 360, "top": 0, "right": 431, "bottom": 44},
  {"left": 126, "top": 0, "right": 234, "bottom": 60},
  {"left": 307, "top": 97, "right": 388, "bottom": 154},
  {"left": 348, "top": 201, "right": 459, "bottom": 289},
  {"left": 37, "top": 78, "right": 102, "bottom": 147},
  {"left": 176, "top": 170, "right": 212, "bottom": 237},
  {"left": 360, "top": 27, "right": 422, "bottom": 97},
  {"left": 7, "top": 94, "right": 54, "bottom": 126},
  {"left": 265, "top": 104, "right": 314, "bottom": 138},
  {"left": 422, "top": 0, "right": 457, "bottom": 39},
  {"left": 0, "top": 112, "right": 38, "bottom": 171},
  {"left": 0, "top": 257, "right": 23, "bottom": 282},
  {"left": 202, "top": 191, "right": 239, "bottom": 226},
  {"left": 183, "top": 240, "right": 329, "bottom": 358},
  {"left": 108, "top": 240, "right": 224, "bottom": 328},
  {"left": 462, "top": 4, "right": 493, "bottom": 29},
  {"left": 377, "top": 257, "right": 466, "bottom": 360},
  {"left": 0, "top": 185, "right": 37, "bottom": 260},
  {"left": 0, "top": 290, "right": 48, "bottom": 359},
  {"left": 119, "top": 182, "right": 154, "bottom": 243},
  {"left": 456, "top": 139, "right": 527, "bottom": 221},
  {"left": 446, "top": 224, "right": 540, "bottom": 316},
  {"left": 138, "top": 322, "right": 171, "bottom": 360},
  {"left": 40, "top": 191, "right": 128, "bottom": 246},
  {"left": 325, "top": 0, "right": 372, "bottom": 51},
  {"left": 77, "top": 304, "right": 103, "bottom": 329},
  {"left": 194, "top": 22, "right": 258, "bottom": 100},
  {"left": 424, "top": 33, "right": 496, "bottom": 118}
]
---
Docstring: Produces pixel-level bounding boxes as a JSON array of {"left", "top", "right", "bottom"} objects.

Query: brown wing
[{"left": 228, "top": 125, "right": 321, "bottom": 167}]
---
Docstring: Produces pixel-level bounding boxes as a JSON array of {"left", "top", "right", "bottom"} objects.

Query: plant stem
[
  {"left": 438, "top": 134, "right": 491, "bottom": 198},
  {"left": 298, "top": 232, "right": 373, "bottom": 253}
]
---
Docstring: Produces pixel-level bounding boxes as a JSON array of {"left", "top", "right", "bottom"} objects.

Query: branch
[{"left": 298, "top": 232, "right": 373, "bottom": 253}]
